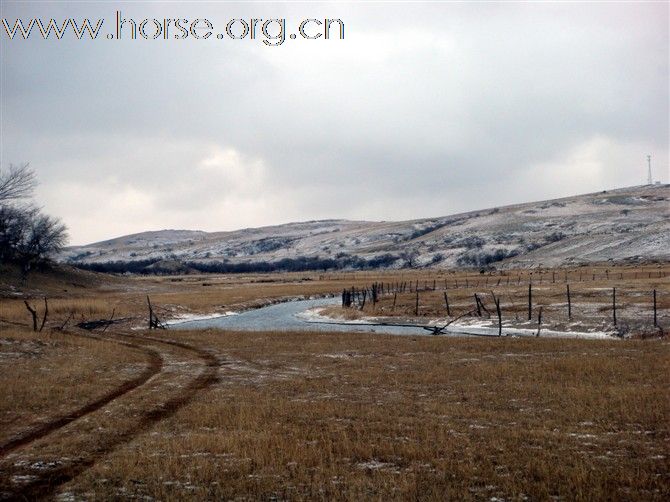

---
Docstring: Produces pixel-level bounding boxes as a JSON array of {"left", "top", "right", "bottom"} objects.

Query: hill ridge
[{"left": 61, "top": 184, "right": 670, "bottom": 272}]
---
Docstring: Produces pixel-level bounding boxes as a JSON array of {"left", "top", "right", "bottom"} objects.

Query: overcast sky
[{"left": 1, "top": 1, "right": 668, "bottom": 245}]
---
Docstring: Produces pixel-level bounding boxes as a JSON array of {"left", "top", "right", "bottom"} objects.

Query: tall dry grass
[
  {"left": 62, "top": 330, "right": 670, "bottom": 501},
  {"left": 0, "top": 326, "right": 147, "bottom": 443}
]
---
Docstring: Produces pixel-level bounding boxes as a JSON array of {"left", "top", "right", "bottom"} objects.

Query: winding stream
[
  {"left": 170, "top": 298, "right": 613, "bottom": 339},
  {"left": 171, "top": 298, "right": 429, "bottom": 335}
]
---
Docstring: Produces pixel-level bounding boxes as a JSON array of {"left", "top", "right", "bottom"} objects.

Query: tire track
[
  {"left": 0, "top": 330, "right": 219, "bottom": 501},
  {"left": 0, "top": 333, "right": 163, "bottom": 458}
]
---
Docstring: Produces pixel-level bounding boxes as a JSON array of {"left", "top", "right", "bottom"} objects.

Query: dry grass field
[
  {"left": 0, "top": 263, "right": 668, "bottom": 500},
  {"left": 0, "top": 328, "right": 149, "bottom": 446}
]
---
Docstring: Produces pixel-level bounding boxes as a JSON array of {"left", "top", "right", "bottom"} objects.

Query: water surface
[{"left": 171, "top": 298, "right": 430, "bottom": 335}]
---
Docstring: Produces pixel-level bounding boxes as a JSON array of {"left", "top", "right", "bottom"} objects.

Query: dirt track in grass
[{"left": 0, "top": 330, "right": 220, "bottom": 500}]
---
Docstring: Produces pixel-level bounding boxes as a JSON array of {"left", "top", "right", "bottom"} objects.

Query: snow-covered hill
[{"left": 60, "top": 185, "right": 670, "bottom": 272}]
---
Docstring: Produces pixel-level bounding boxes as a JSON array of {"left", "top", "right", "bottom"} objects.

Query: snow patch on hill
[{"left": 59, "top": 185, "right": 670, "bottom": 271}]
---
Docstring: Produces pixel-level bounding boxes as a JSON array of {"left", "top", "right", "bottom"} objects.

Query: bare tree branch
[{"left": 0, "top": 164, "right": 36, "bottom": 203}]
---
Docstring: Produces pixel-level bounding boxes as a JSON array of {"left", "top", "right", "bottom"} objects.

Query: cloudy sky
[{"left": 1, "top": 1, "right": 668, "bottom": 245}]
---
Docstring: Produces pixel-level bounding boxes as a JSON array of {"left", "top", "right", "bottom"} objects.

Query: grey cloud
[{"left": 1, "top": 1, "right": 667, "bottom": 244}]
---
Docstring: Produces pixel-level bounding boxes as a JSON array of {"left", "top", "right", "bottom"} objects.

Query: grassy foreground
[{"left": 0, "top": 327, "right": 668, "bottom": 500}]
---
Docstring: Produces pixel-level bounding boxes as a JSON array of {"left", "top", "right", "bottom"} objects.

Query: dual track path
[{"left": 0, "top": 329, "right": 220, "bottom": 500}]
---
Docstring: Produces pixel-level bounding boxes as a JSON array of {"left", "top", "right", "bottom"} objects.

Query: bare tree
[
  {"left": 0, "top": 205, "right": 33, "bottom": 262},
  {"left": 0, "top": 163, "right": 36, "bottom": 203},
  {"left": 16, "top": 212, "right": 68, "bottom": 275},
  {"left": 0, "top": 163, "right": 68, "bottom": 275},
  {"left": 400, "top": 249, "right": 420, "bottom": 268}
]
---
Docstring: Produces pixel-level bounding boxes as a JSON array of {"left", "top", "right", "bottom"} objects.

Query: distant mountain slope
[{"left": 60, "top": 185, "right": 670, "bottom": 272}]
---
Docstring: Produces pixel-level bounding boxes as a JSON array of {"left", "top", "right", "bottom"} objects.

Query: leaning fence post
[
  {"left": 444, "top": 291, "right": 451, "bottom": 316},
  {"left": 474, "top": 294, "right": 482, "bottom": 317},
  {"left": 612, "top": 287, "right": 617, "bottom": 326},
  {"left": 39, "top": 298, "right": 49, "bottom": 333}
]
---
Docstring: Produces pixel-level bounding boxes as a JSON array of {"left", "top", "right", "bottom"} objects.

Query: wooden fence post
[
  {"left": 494, "top": 295, "right": 502, "bottom": 337},
  {"left": 536, "top": 306, "right": 543, "bottom": 337},
  {"left": 566, "top": 284, "right": 572, "bottom": 320},
  {"left": 415, "top": 290, "right": 419, "bottom": 316},
  {"left": 612, "top": 287, "right": 617, "bottom": 326},
  {"left": 528, "top": 284, "right": 532, "bottom": 321},
  {"left": 444, "top": 292, "right": 451, "bottom": 316},
  {"left": 653, "top": 289, "right": 657, "bottom": 327},
  {"left": 147, "top": 296, "right": 154, "bottom": 329}
]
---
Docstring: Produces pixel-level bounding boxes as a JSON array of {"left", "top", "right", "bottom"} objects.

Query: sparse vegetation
[
  {"left": 457, "top": 248, "right": 519, "bottom": 267},
  {"left": 407, "top": 220, "right": 448, "bottom": 240},
  {"left": 73, "top": 254, "right": 403, "bottom": 275}
]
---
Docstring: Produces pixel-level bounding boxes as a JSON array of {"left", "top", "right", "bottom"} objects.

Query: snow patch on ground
[
  {"left": 356, "top": 460, "right": 396, "bottom": 470},
  {"left": 296, "top": 307, "right": 355, "bottom": 323},
  {"left": 166, "top": 311, "right": 238, "bottom": 326},
  {"left": 302, "top": 307, "right": 616, "bottom": 339}
]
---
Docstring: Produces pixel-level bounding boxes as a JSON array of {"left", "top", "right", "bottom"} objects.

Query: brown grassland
[{"left": 0, "top": 263, "right": 668, "bottom": 500}]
